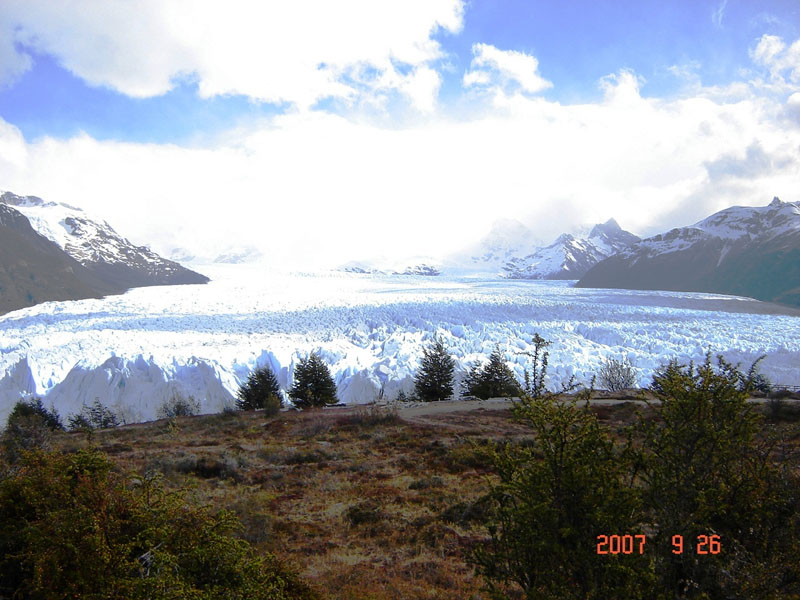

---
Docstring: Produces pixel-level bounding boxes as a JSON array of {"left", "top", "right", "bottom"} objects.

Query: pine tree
[
  {"left": 289, "top": 352, "right": 338, "bottom": 409},
  {"left": 414, "top": 338, "right": 455, "bottom": 402},
  {"left": 236, "top": 365, "right": 282, "bottom": 412},
  {"left": 461, "top": 347, "right": 522, "bottom": 399}
]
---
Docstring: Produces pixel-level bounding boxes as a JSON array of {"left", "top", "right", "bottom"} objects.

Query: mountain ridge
[
  {"left": 0, "top": 190, "right": 209, "bottom": 314},
  {"left": 577, "top": 197, "right": 800, "bottom": 308}
]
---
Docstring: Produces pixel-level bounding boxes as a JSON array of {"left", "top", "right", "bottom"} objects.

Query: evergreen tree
[
  {"left": 289, "top": 352, "right": 337, "bottom": 409},
  {"left": 67, "top": 400, "right": 119, "bottom": 431},
  {"left": 414, "top": 338, "right": 455, "bottom": 402},
  {"left": 6, "top": 398, "right": 63, "bottom": 431},
  {"left": 461, "top": 347, "right": 522, "bottom": 399},
  {"left": 236, "top": 365, "right": 282, "bottom": 412}
]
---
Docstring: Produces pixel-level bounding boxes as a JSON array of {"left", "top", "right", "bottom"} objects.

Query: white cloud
[
  {"left": 0, "top": 0, "right": 464, "bottom": 108},
  {"left": 463, "top": 43, "right": 552, "bottom": 95},
  {"left": 750, "top": 34, "right": 800, "bottom": 92},
  {"left": 712, "top": 0, "right": 728, "bottom": 28},
  {"left": 1, "top": 65, "right": 797, "bottom": 267}
]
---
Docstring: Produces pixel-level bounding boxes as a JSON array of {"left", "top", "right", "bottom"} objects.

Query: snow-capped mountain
[
  {"left": 502, "top": 219, "right": 640, "bottom": 279},
  {"left": 447, "top": 218, "right": 543, "bottom": 272},
  {"left": 0, "top": 202, "right": 118, "bottom": 314},
  {"left": 167, "top": 245, "right": 264, "bottom": 265},
  {"left": 340, "top": 260, "right": 441, "bottom": 276},
  {"left": 1, "top": 191, "right": 209, "bottom": 289},
  {"left": 0, "top": 190, "right": 209, "bottom": 314},
  {"left": 578, "top": 197, "right": 800, "bottom": 307}
]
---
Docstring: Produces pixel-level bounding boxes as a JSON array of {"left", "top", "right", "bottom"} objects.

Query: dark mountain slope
[{"left": 577, "top": 197, "right": 800, "bottom": 308}]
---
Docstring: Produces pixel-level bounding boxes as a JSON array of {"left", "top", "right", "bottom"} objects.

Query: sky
[{"left": 0, "top": 0, "right": 799, "bottom": 267}]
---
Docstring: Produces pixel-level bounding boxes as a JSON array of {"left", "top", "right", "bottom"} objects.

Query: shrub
[
  {"left": 237, "top": 365, "right": 283, "bottom": 412},
  {"left": 461, "top": 347, "right": 522, "bottom": 399},
  {"left": 414, "top": 337, "right": 455, "bottom": 402},
  {"left": 598, "top": 356, "right": 637, "bottom": 392},
  {"left": 67, "top": 399, "right": 120, "bottom": 431},
  {"left": 157, "top": 392, "right": 200, "bottom": 419},
  {"left": 518, "top": 333, "right": 553, "bottom": 398},
  {"left": 289, "top": 352, "right": 337, "bottom": 409},
  {"left": 335, "top": 405, "right": 400, "bottom": 429},
  {"left": 1, "top": 399, "right": 63, "bottom": 463},
  {"left": 5, "top": 398, "right": 63, "bottom": 431},
  {"left": 0, "top": 449, "right": 319, "bottom": 600},
  {"left": 640, "top": 354, "right": 800, "bottom": 598},
  {"left": 345, "top": 500, "right": 385, "bottom": 526},
  {"left": 471, "top": 351, "right": 800, "bottom": 599},
  {"left": 470, "top": 389, "right": 650, "bottom": 599}
]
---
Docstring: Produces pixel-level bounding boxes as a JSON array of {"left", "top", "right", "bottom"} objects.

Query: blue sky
[
  {"left": 0, "top": 0, "right": 798, "bottom": 266},
  {"left": 1, "top": 0, "right": 797, "bottom": 143}
]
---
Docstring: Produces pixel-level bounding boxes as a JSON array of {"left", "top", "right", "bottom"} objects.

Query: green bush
[
  {"left": 470, "top": 391, "right": 650, "bottom": 599},
  {"left": 0, "top": 449, "right": 319, "bottom": 600},
  {"left": 640, "top": 354, "right": 800, "bottom": 598},
  {"left": 2, "top": 399, "right": 63, "bottom": 463},
  {"left": 5, "top": 398, "right": 63, "bottom": 431},
  {"left": 289, "top": 352, "right": 337, "bottom": 409},
  {"left": 470, "top": 352, "right": 800, "bottom": 600},
  {"left": 237, "top": 365, "right": 283, "bottom": 413},
  {"left": 461, "top": 347, "right": 522, "bottom": 399}
]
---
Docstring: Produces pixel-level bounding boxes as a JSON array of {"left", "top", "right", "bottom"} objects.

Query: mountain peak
[
  {"left": 589, "top": 217, "right": 630, "bottom": 240},
  {"left": 770, "top": 196, "right": 782, "bottom": 207}
]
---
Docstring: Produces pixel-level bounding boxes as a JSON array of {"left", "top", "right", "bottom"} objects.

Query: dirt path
[{"left": 393, "top": 396, "right": 649, "bottom": 429}]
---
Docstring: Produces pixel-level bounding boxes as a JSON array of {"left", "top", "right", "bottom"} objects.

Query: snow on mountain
[
  {"left": 168, "top": 245, "right": 265, "bottom": 265},
  {"left": 445, "top": 219, "right": 543, "bottom": 273},
  {"left": 502, "top": 219, "right": 640, "bottom": 279},
  {"left": 339, "top": 256, "right": 442, "bottom": 276},
  {"left": 1, "top": 266, "right": 797, "bottom": 425},
  {"left": 0, "top": 190, "right": 209, "bottom": 294},
  {"left": 694, "top": 196, "right": 800, "bottom": 241},
  {"left": 578, "top": 197, "right": 800, "bottom": 307},
  {"left": 1, "top": 191, "right": 208, "bottom": 284}
]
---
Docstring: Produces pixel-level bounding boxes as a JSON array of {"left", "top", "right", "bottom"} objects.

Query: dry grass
[{"left": 48, "top": 399, "right": 792, "bottom": 599}]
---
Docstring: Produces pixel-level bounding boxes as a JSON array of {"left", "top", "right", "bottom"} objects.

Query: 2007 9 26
[{"left": 596, "top": 534, "right": 721, "bottom": 555}]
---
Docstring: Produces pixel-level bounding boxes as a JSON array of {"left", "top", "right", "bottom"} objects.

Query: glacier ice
[{"left": 0, "top": 265, "right": 798, "bottom": 425}]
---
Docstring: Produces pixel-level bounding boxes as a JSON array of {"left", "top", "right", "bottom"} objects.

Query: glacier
[{"left": 1, "top": 264, "right": 798, "bottom": 425}]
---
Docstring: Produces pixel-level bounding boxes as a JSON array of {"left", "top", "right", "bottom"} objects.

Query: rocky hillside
[
  {"left": 577, "top": 197, "right": 800, "bottom": 307},
  {"left": 0, "top": 191, "right": 209, "bottom": 314}
]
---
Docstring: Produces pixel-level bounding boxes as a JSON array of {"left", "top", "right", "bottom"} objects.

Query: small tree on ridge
[
  {"left": 237, "top": 365, "right": 282, "bottom": 413},
  {"left": 289, "top": 352, "right": 337, "bottom": 409},
  {"left": 414, "top": 337, "right": 455, "bottom": 402},
  {"left": 462, "top": 347, "right": 522, "bottom": 400}
]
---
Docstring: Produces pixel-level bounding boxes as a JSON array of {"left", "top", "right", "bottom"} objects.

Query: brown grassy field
[{"left": 48, "top": 397, "right": 799, "bottom": 599}]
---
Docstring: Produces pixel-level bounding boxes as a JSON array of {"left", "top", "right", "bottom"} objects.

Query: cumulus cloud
[
  {"left": 749, "top": 34, "right": 800, "bottom": 92},
  {"left": 1, "top": 65, "right": 798, "bottom": 267},
  {"left": 1, "top": 13, "right": 798, "bottom": 266},
  {"left": 463, "top": 43, "right": 552, "bottom": 95},
  {"left": 0, "top": 0, "right": 464, "bottom": 108}
]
